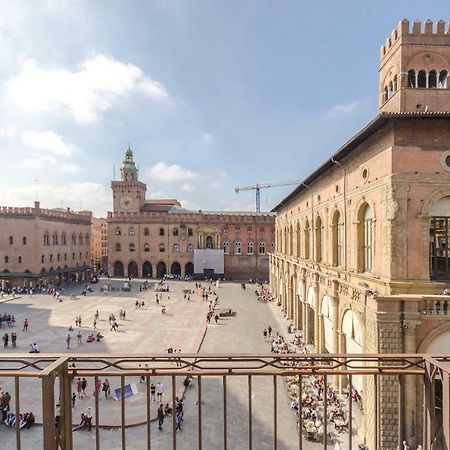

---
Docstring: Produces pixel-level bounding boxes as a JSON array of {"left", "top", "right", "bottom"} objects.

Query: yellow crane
[{"left": 235, "top": 180, "right": 301, "bottom": 212}]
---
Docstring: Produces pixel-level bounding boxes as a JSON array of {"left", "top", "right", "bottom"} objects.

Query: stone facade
[
  {"left": 107, "top": 148, "right": 275, "bottom": 280},
  {"left": 91, "top": 216, "right": 108, "bottom": 271},
  {"left": 270, "top": 20, "right": 450, "bottom": 449},
  {"left": 0, "top": 202, "right": 92, "bottom": 287}
]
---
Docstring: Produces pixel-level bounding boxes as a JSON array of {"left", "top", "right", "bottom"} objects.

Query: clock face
[{"left": 119, "top": 195, "right": 133, "bottom": 210}]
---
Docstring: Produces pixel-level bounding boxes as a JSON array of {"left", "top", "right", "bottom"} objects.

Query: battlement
[
  {"left": 0, "top": 203, "right": 91, "bottom": 224},
  {"left": 380, "top": 19, "right": 450, "bottom": 60}
]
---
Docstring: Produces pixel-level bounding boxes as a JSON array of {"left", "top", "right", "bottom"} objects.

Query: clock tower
[{"left": 112, "top": 146, "right": 147, "bottom": 213}]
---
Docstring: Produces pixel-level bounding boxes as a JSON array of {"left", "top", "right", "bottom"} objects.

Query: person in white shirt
[{"left": 156, "top": 382, "right": 164, "bottom": 402}]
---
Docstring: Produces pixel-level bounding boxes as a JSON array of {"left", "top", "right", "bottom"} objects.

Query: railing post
[
  {"left": 58, "top": 361, "right": 73, "bottom": 450},
  {"left": 42, "top": 372, "right": 56, "bottom": 450}
]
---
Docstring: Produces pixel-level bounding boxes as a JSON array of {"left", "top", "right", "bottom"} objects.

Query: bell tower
[
  {"left": 111, "top": 146, "right": 147, "bottom": 213},
  {"left": 379, "top": 19, "right": 450, "bottom": 113}
]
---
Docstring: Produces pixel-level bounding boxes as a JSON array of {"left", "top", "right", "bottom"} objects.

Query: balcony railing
[{"left": 0, "top": 353, "right": 449, "bottom": 450}]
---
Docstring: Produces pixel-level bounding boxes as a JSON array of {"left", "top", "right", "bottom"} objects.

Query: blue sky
[{"left": 0, "top": 0, "right": 448, "bottom": 216}]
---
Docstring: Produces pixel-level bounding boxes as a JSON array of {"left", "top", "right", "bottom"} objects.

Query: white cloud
[
  {"left": 147, "top": 161, "right": 198, "bottom": 182},
  {"left": 329, "top": 101, "right": 359, "bottom": 116},
  {"left": 148, "top": 190, "right": 166, "bottom": 199},
  {"left": 0, "top": 127, "right": 16, "bottom": 138},
  {"left": 3, "top": 182, "right": 110, "bottom": 217},
  {"left": 21, "top": 130, "right": 78, "bottom": 156},
  {"left": 201, "top": 132, "right": 215, "bottom": 144},
  {"left": 181, "top": 182, "right": 196, "bottom": 193},
  {"left": 5, "top": 55, "right": 169, "bottom": 123},
  {"left": 61, "top": 162, "right": 81, "bottom": 174},
  {"left": 22, "top": 154, "right": 57, "bottom": 170}
]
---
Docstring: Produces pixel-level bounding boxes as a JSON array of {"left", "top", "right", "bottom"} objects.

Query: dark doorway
[
  {"left": 128, "top": 261, "right": 138, "bottom": 278},
  {"left": 185, "top": 262, "right": 194, "bottom": 277},
  {"left": 157, "top": 261, "right": 167, "bottom": 278},
  {"left": 142, "top": 261, "right": 153, "bottom": 278},
  {"left": 171, "top": 262, "right": 181, "bottom": 276},
  {"left": 114, "top": 261, "right": 124, "bottom": 277}
]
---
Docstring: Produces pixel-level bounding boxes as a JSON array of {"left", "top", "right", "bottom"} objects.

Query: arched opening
[
  {"left": 357, "top": 203, "right": 373, "bottom": 273},
  {"left": 393, "top": 74, "right": 398, "bottom": 92},
  {"left": 408, "top": 69, "right": 416, "bottom": 87},
  {"left": 115, "top": 243, "right": 121, "bottom": 252},
  {"left": 223, "top": 241, "right": 229, "bottom": 254},
  {"left": 205, "top": 235, "right": 214, "bottom": 249},
  {"left": 157, "top": 261, "right": 167, "bottom": 278},
  {"left": 296, "top": 222, "right": 301, "bottom": 257},
  {"left": 171, "top": 262, "right": 181, "bottom": 276},
  {"left": 321, "top": 295, "right": 334, "bottom": 353},
  {"left": 113, "top": 261, "right": 124, "bottom": 277},
  {"left": 388, "top": 80, "right": 393, "bottom": 97},
  {"left": 142, "top": 261, "right": 153, "bottom": 278},
  {"left": 429, "top": 196, "right": 450, "bottom": 280},
  {"left": 332, "top": 210, "right": 343, "bottom": 266},
  {"left": 418, "top": 69, "right": 427, "bottom": 88},
  {"left": 306, "top": 286, "right": 315, "bottom": 345},
  {"left": 439, "top": 70, "right": 448, "bottom": 88},
  {"left": 315, "top": 216, "right": 322, "bottom": 262},
  {"left": 384, "top": 86, "right": 388, "bottom": 102},
  {"left": 144, "top": 243, "right": 150, "bottom": 252},
  {"left": 185, "top": 262, "right": 194, "bottom": 277},
  {"left": 342, "top": 310, "right": 363, "bottom": 393},
  {"left": 235, "top": 241, "right": 241, "bottom": 255},
  {"left": 429, "top": 70, "right": 437, "bottom": 88},
  {"left": 128, "top": 261, "right": 138, "bottom": 278},
  {"left": 289, "top": 224, "right": 294, "bottom": 255},
  {"left": 144, "top": 227, "right": 150, "bottom": 236},
  {"left": 304, "top": 219, "right": 310, "bottom": 259}
]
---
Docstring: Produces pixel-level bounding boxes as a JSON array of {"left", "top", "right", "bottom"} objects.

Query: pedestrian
[
  {"left": 77, "top": 331, "right": 82, "bottom": 345},
  {"left": 86, "top": 407, "right": 92, "bottom": 431},
  {"left": 150, "top": 383, "right": 156, "bottom": 401},
  {"left": 175, "top": 410, "right": 182, "bottom": 431},
  {"left": 11, "top": 332, "right": 16, "bottom": 348},
  {"left": 3, "top": 333, "right": 8, "bottom": 347},
  {"left": 66, "top": 333, "right": 71, "bottom": 349},
  {"left": 102, "top": 379, "right": 110, "bottom": 399},
  {"left": 23, "top": 318, "right": 29, "bottom": 331},
  {"left": 263, "top": 329, "right": 267, "bottom": 340},
  {"left": 156, "top": 382, "right": 164, "bottom": 402},
  {"left": 268, "top": 325, "right": 272, "bottom": 336},
  {"left": 81, "top": 378, "right": 88, "bottom": 398},
  {"left": 72, "top": 392, "right": 76, "bottom": 408},
  {"left": 76, "top": 378, "right": 83, "bottom": 399},
  {"left": 214, "top": 314, "right": 219, "bottom": 324},
  {"left": 93, "top": 319, "right": 97, "bottom": 330},
  {"left": 157, "top": 404, "right": 164, "bottom": 431},
  {"left": 95, "top": 310, "right": 99, "bottom": 320}
]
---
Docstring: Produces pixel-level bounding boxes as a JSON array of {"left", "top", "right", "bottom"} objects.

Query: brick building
[
  {"left": 107, "top": 148, "right": 275, "bottom": 280},
  {"left": 0, "top": 202, "right": 92, "bottom": 288},
  {"left": 270, "top": 19, "right": 450, "bottom": 449},
  {"left": 91, "top": 216, "right": 108, "bottom": 272}
]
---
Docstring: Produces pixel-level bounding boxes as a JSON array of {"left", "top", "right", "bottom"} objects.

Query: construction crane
[{"left": 235, "top": 180, "right": 301, "bottom": 212}]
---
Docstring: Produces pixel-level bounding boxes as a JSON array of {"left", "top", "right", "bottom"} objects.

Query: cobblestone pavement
[{"left": 0, "top": 281, "right": 335, "bottom": 449}]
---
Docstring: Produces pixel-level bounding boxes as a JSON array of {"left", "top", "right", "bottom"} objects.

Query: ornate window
[
  {"left": 173, "top": 228, "right": 179, "bottom": 236},
  {"left": 332, "top": 210, "right": 343, "bottom": 267},
  {"left": 78, "top": 233, "right": 83, "bottom": 245},
  {"left": 129, "top": 227, "right": 135, "bottom": 236},
  {"left": 188, "top": 228, "right": 193, "bottom": 236},
  {"left": 187, "top": 244, "right": 193, "bottom": 253},
  {"left": 53, "top": 233, "right": 59, "bottom": 245},
  {"left": 115, "top": 227, "right": 122, "bottom": 236},
  {"left": 129, "top": 243, "right": 135, "bottom": 252},
  {"left": 144, "top": 243, "right": 150, "bottom": 252},
  {"left": 296, "top": 222, "right": 301, "bottom": 257},
  {"left": 61, "top": 233, "right": 66, "bottom": 245},
  {"left": 159, "top": 243, "right": 165, "bottom": 252},
  {"left": 259, "top": 242, "right": 266, "bottom": 255},
  {"left": 315, "top": 216, "right": 322, "bottom": 262},
  {"left": 304, "top": 219, "right": 310, "bottom": 259},
  {"left": 115, "top": 243, "right": 121, "bottom": 252},
  {"left": 159, "top": 228, "right": 165, "bottom": 236},
  {"left": 144, "top": 227, "right": 150, "bottom": 236},
  {"left": 247, "top": 227, "right": 253, "bottom": 234},
  {"left": 223, "top": 241, "right": 230, "bottom": 254},
  {"left": 173, "top": 244, "right": 180, "bottom": 252},
  {"left": 235, "top": 241, "right": 242, "bottom": 255},
  {"left": 205, "top": 235, "right": 214, "bottom": 249},
  {"left": 357, "top": 204, "right": 373, "bottom": 272},
  {"left": 235, "top": 227, "right": 241, "bottom": 234},
  {"left": 247, "top": 241, "right": 254, "bottom": 255},
  {"left": 71, "top": 233, "right": 76, "bottom": 245},
  {"left": 44, "top": 233, "right": 50, "bottom": 246}
]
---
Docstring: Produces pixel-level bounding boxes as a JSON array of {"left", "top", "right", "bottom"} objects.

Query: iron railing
[{"left": 0, "top": 353, "right": 449, "bottom": 450}]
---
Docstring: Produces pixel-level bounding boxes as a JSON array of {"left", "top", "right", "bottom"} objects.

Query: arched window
[
  {"left": 44, "top": 233, "right": 50, "bottom": 246},
  {"left": 223, "top": 241, "right": 230, "bottom": 254},
  {"left": 187, "top": 244, "right": 194, "bottom": 253},
  {"left": 173, "top": 243, "right": 180, "bottom": 252},
  {"left": 358, "top": 204, "right": 373, "bottom": 272},
  {"left": 296, "top": 222, "right": 301, "bottom": 257},
  {"left": 271, "top": 242, "right": 275, "bottom": 252},
  {"left": 393, "top": 75, "right": 398, "bottom": 92},
  {"left": 71, "top": 233, "right": 76, "bottom": 245},
  {"left": 304, "top": 219, "right": 310, "bottom": 259},
  {"left": 315, "top": 216, "right": 322, "bottom": 262},
  {"left": 115, "top": 243, "right": 121, "bottom": 251},
  {"left": 53, "top": 233, "right": 59, "bottom": 245},
  {"left": 22, "top": 236, "right": 27, "bottom": 245},
  {"left": 332, "top": 210, "right": 343, "bottom": 267},
  {"left": 439, "top": 70, "right": 448, "bottom": 88},
  {"left": 188, "top": 228, "right": 193, "bottom": 237},
  {"left": 429, "top": 70, "right": 437, "bottom": 88},
  {"left": 173, "top": 228, "right": 179, "bottom": 236},
  {"left": 408, "top": 69, "right": 416, "bottom": 87},
  {"left": 418, "top": 70, "right": 427, "bottom": 88},
  {"left": 85, "top": 233, "right": 89, "bottom": 244},
  {"left": 41, "top": 255, "right": 45, "bottom": 263},
  {"left": 144, "top": 227, "right": 150, "bottom": 236},
  {"left": 129, "top": 227, "right": 135, "bottom": 236},
  {"left": 159, "top": 243, "right": 165, "bottom": 252},
  {"left": 61, "top": 233, "right": 66, "bottom": 245},
  {"left": 289, "top": 225, "right": 294, "bottom": 255},
  {"left": 18, "top": 256, "right": 22, "bottom": 264},
  {"left": 129, "top": 243, "right": 135, "bottom": 252},
  {"left": 388, "top": 80, "right": 393, "bottom": 97},
  {"left": 78, "top": 233, "right": 83, "bottom": 245},
  {"left": 235, "top": 241, "right": 242, "bottom": 255},
  {"left": 4, "top": 256, "right": 8, "bottom": 263},
  {"left": 247, "top": 241, "right": 254, "bottom": 255},
  {"left": 159, "top": 228, "right": 165, "bottom": 236},
  {"left": 144, "top": 243, "right": 150, "bottom": 252},
  {"left": 235, "top": 227, "right": 241, "bottom": 234},
  {"left": 8, "top": 236, "right": 13, "bottom": 245},
  {"left": 115, "top": 227, "right": 121, "bottom": 236},
  {"left": 384, "top": 86, "right": 389, "bottom": 102},
  {"left": 205, "top": 235, "right": 214, "bottom": 249},
  {"left": 259, "top": 242, "right": 265, "bottom": 255}
]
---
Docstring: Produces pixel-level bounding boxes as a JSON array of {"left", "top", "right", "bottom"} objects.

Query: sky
[{"left": 0, "top": 0, "right": 448, "bottom": 216}]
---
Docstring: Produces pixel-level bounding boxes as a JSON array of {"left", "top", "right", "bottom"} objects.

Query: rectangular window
[
  {"left": 363, "top": 218, "right": 372, "bottom": 272},
  {"left": 430, "top": 216, "right": 450, "bottom": 280}
]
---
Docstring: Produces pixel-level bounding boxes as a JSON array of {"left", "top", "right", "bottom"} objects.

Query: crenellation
[
  {"left": 424, "top": 19, "right": 433, "bottom": 35},
  {"left": 412, "top": 19, "right": 422, "bottom": 35}
]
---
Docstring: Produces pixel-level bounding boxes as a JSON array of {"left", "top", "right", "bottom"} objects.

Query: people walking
[
  {"left": 156, "top": 382, "right": 164, "bottom": 402},
  {"left": 77, "top": 331, "right": 82, "bottom": 345},
  {"left": 150, "top": 383, "right": 156, "bottom": 401},
  {"left": 11, "top": 332, "right": 16, "bottom": 348},
  {"left": 3, "top": 333, "right": 8, "bottom": 347},
  {"left": 102, "top": 379, "right": 110, "bottom": 399},
  {"left": 157, "top": 404, "right": 164, "bottom": 430},
  {"left": 66, "top": 334, "right": 71, "bottom": 349},
  {"left": 23, "top": 319, "right": 29, "bottom": 331}
]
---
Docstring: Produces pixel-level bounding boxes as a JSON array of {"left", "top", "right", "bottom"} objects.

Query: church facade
[
  {"left": 270, "top": 20, "right": 450, "bottom": 449},
  {"left": 107, "top": 148, "right": 275, "bottom": 280}
]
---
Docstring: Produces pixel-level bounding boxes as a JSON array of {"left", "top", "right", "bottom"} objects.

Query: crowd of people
[
  {"left": 0, "top": 313, "right": 16, "bottom": 327},
  {"left": 0, "top": 390, "right": 35, "bottom": 431}
]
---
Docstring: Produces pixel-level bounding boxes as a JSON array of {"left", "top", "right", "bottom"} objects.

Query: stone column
[{"left": 331, "top": 296, "right": 340, "bottom": 388}]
